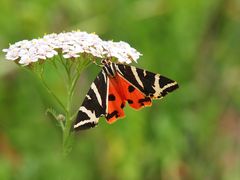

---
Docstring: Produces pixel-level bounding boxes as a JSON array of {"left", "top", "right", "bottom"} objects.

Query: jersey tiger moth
[{"left": 73, "top": 59, "right": 179, "bottom": 130}]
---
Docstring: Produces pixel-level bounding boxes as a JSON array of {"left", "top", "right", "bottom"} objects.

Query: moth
[{"left": 73, "top": 59, "right": 178, "bottom": 130}]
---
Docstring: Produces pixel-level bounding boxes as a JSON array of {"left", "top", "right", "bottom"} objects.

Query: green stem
[
  {"left": 62, "top": 89, "right": 73, "bottom": 156},
  {"left": 62, "top": 57, "right": 91, "bottom": 156},
  {"left": 62, "top": 70, "right": 74, "bottom": 156}
]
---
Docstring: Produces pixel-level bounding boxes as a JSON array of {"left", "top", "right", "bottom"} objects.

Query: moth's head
[
  {"left": 101, "top": 58, "right": 111, "bottom": 65},
  {"left": 101, "top": 58, "right": 116, "bottom": 77}
]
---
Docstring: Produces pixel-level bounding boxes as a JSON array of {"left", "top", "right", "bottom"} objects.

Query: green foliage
[{"left": 1, "top": 0, "right": 240, "bottom": 179}]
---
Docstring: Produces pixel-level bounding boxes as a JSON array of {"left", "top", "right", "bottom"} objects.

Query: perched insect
[{"left": 73, "top": 59, "right": 179, "bottom": 130}]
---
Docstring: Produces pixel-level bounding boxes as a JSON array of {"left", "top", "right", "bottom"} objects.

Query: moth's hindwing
[
  {"left": 73, "top": 70, "right": 108, "bottom": 130},
  {"left": 105, "top": 73, "right": 152, "bottom": 123},
  {"left": 115, "top": 64, "right": 179, "bottom": 99},
  {"left": 105, "top": 74, "right": 126, "bottom": 123}
]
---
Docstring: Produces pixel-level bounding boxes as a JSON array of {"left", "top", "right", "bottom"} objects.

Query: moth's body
[{"left": 74, "top": 60, "right": 178, "bottom": 130}]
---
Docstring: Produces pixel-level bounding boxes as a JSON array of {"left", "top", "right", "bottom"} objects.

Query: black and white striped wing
[
  {"left": 73, "top": 70, "right": 108, "bottom": 130},
  {"left": 115, "top": 64, "right": 179, "bottom": 99}
]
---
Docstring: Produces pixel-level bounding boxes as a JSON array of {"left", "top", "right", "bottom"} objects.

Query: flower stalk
[{"left": 62, "top": 58, "right": 90, "bottom": 156}]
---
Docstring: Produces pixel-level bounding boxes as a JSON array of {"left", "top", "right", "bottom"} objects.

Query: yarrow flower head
[{"left": 2, "top": 31, "right": 142, "bottom": 66}]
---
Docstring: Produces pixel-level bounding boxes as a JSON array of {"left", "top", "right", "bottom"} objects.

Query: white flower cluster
[{"left": 2, "top": 31, "right": 142, "bottom": 66}]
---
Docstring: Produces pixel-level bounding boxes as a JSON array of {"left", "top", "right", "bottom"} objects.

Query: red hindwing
[{"left": 106, "top": 73, "right": 152, "bottom": 123}]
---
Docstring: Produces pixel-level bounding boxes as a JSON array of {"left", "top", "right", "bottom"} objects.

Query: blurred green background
[{"left": 1, "top": 0, "right": 240, "bottom": 179}]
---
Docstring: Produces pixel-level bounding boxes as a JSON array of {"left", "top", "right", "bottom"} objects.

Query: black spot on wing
[
  {"left": 108, "top": 94, "right": 116, "bottom": 101},
  {"left": 138, "top": 97, "right": 151, "bottom": 103},
  {"left": 138, "top": 97, "right": 151, "bottom": 106},
  {"left": 127, "top": 99, "right": 133, "bottom": 104},
  {"left": 121, "top": 102, "right": 125, "bottom": 109},
  {"left": 106, "top": 110, "right": 119, "bottom": 120},
  {"left": 128, "top": 85, "right": 135, "bottom": 93}
]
